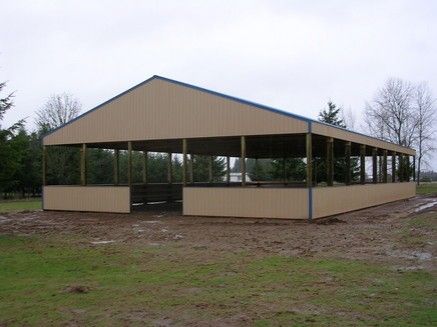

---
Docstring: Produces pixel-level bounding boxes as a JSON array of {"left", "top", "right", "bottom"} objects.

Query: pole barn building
[{"left": 42, "top": 76, "right": 416, "bottom": 221}]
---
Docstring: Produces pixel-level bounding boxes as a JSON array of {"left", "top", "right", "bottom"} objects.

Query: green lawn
[
  {"left": 417, "top": 183, "right": 437, "bottom": 196},
  {"left": 0, "top": 199, "right": 42, "bottom": 213},
  {"left": 0, "top": 235, "right": 435, "bottom": 326}
]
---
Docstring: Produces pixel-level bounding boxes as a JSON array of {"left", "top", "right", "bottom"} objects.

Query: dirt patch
[
  {"left": 64, "top": 285, "right": 90, "bottom": 294},
  {"left": 0, "top": 196, "right": 435, "bottom": 271}
]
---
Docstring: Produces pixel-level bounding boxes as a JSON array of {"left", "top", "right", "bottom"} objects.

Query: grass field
[
  {"left": 417, "top": 182, "right": 437, "bottom": 196},
  {"left": 0, "top": 234, "right": 435, "bottom": 326},
  {"left": 0, "top": 198, "right": 41, "bottom": 213},
  {"left": 0, "top": 184, "right": 436, "bottom": 325}
]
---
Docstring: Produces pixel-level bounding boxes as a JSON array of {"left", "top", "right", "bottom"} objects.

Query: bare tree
[
  {"left": 364, "top": 78, "right": 417, "bottom": 147},
  {"left": 35, "top": 93, "right": 81, "bottom": 130},
  {"left": 414, "top": 82, "right": 436, "bottom": 184},
  {"left": 364, "top": 78, "right": 437, "bottom": 184}
]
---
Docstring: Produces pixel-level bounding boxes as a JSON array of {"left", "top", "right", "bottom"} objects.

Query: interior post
[
  {"left": 80, "top": 143, "right": 87, "bottom": 186},
  {"left": 326, "top": 137, "right": 334, "bottom": 186},
  {"left": 240, "top": 136, "right": 246, "bottom": 186},
  {"left": 345, "top": 141, "right": 351, "bottom": 185},
  {"left": 372, "top": 147, "right": 378, "bottom": 184},
  {"left": 360, "top": 144, "right": 366, "bottom": 184}
]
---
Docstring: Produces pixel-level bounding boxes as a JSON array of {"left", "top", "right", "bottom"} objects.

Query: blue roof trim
[{"left": 43, "top": 74, "right": 414, "bottom": 152}]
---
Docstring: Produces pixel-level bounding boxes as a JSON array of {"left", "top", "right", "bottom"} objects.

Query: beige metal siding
[
  {"left": 312, "top": 122, "right": 415, "bottom": 155},
  {"left": 44, "top": 78, "right": 308, "bottom": 145},
  {"left": 312, "top": 182, "right": 415, "bottom": 218},
  {"left": 183, "top": 187, "right": 308, "bottom": 219},
  {"left": 43, "top": 186, "right": 131, "bottom": 213}
]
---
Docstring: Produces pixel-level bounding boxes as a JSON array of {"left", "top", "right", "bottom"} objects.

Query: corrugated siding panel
[
  {"left": 44, "top": 79, "right": 307, "bottom": 145},
  {"left": 312, "top": 182, "right": 415, "bottom": 218},
  {"left": 183, "top": 187, "right": 308, "bottom": 219},
  {"left": 312, "top": 122, "right": 415, "bottom": 155},
  {"left": 43, "top": 186, "right": 131, "bottom": 213}
]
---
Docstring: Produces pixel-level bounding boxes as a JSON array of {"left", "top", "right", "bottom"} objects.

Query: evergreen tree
[
  {"left": 247, "top": 158, "right": 272, "bottom": 181},
  {"left": 318, "top": 101, "right": 346, "bottom": 127},
  {"left": 192, "top": 155, "right": 225, "bottom": 182},
  {"left": 316, "top": 101, "right": 359, "bottom": 184},
  {"left": 0, "top": 80, "right": 27, "bottom": 197},
  {"left": 270, "top": 158, "right": 306, "bottom": 182},
  {"left": 87, "top": 148, "right": 114, "bottom": 184}
]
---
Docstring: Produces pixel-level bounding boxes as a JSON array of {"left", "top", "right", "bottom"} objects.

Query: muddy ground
[{"left": 1, "top": 195, "right": 436, "bottom": 272}]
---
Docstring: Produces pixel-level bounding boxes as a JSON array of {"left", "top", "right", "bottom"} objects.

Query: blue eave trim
[{"left": 42, "top": 74, "right": 415, "bottom": 154}]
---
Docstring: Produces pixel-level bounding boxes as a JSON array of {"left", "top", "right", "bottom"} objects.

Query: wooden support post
[
  {"left": 326, "top": 138, "right": 334, "bottom": 186},
  {"left": 398, "top": 154, "right": 403, "bottom": 182},
  {"left": 167, "top": 152, "right": 172, "bottom": 184},
  {"left": 182, "top": 139, "right": 188, "bottom": 186},
  {"left": 127, "top": 142, "right": 132, "bottom": 186},
  {"left": 382, "top": 149, "right": 388, "bottom": 183},
  {"left": 254, "top": 158, "right": 259, "bottom": 182},
  {"left": 208, "top": 155, "right": 213, "bottom": 184},
  {"left": 404, "top": 154, "right": 411, "bottom": 182},
  {"left": 372, "top": 148, "right": 378, "bottom": 184},
  {"left": 80, "top": 143, "right": 87, "bottom": 186},
  {"left": 114, "top": 149, "right": 119, "bottom": 185},
  {"left": 240, "top": 136, "right": 246, "bottom": 186},
  {"left": 345, "top": 141, "right": 351, "bottom": 185},
  {"left": 282, "top": 157, "right": 286, "bottom": 184},
  {"left": 226, "top": 156, "right": 230, "bottom": 185},
  {"left": 42, "top": 145, "right": 47, "bottom": 186},
  {"left": 142, "top": 151, "right": 148, "bottom": 184},
  {"left": 359, "top": 144, "right": 366, "bottom": 184},
  {"left": 189, "top": 154, "right": 194, "bottom": 184},
  {"left": 391, "top": 152, "right": 396, "bottom": 182},
  {"left": 306, "top": 133, "right": 312, "bottom": 187},
  {"left": 167, "top": 152, "right": 172, "bottom": 202},
  {"left": 413, "top": 155, "right": 416, "bottom": 182}
]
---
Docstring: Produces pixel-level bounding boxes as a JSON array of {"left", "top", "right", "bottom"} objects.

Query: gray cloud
[{"left": 1, "top": 0, "right": 436, "bottom": 168}]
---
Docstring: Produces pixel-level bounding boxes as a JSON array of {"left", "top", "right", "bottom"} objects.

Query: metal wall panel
[
  {"left": 312, "top": 122, "right": 415, "bottom": 155},
  {"left": 312, "top": 182, "right": 416, "bottom": 218},
  {"left": 43, "top": 186, "right": 131, "bottom": 213},
  {"left": 183, "top": 187, "right": 308, "bottom": 219},
  {"left": 44, "top": 78, "right": 308, "bottom": 145}
]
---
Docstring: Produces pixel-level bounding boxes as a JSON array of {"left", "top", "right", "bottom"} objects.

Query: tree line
[{"left": 0, "top": 77, "right": 435, "bottom": 199}]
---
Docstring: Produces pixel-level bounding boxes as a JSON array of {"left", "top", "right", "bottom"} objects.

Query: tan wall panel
[
  {"left": 43, "top": 186, "right": 131, "bottom": 213},
  {"left": 312, "top": 182, "right": 415, "bottom": 218},
  {"left": 44, "top": 78, "right": 308, "bottom": 145},
  {"left": 312, "top": 122, "right": 415, "bottom": 155},
  {"left": 183, "top": 187, "right": 308, "bottom": 219}
]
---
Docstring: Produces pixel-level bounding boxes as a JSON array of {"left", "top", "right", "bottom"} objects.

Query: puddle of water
[
  {"left": 132, "top": 203, "right": 144, "bottom": 207},
  {"left": 409, "top": 251, "right": 432, "bottom": 260},
  {"left": 90, "top": 240, "right": 115, "bottom": 245},
  {"left": 0, "top": 216, "right": 12, "bottom": 223},
  {"left": 144, "top": 220, "right": 160, "bottom": 224},
  {"left": 414, "top": 200, "right": 437, "bottom": 212},
  {"left": 390, "top": 250, "right": 433, "bottom": 261}
]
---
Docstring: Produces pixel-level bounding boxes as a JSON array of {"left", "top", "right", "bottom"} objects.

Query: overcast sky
[{"left": 1, "top": 0, "right": 436, "bottom": 168}]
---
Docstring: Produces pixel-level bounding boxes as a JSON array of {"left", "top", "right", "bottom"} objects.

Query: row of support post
[
  {"left": 318, "top": 137, "right": 414, "bottom": 186},
  {"left": 43, "top": 137, "right": 415, "bottom": 188}
]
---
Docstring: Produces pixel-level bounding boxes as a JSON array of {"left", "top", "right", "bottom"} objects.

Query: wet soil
[{"left": 0, "top": 196, "right": 435, "bottom": 272}]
